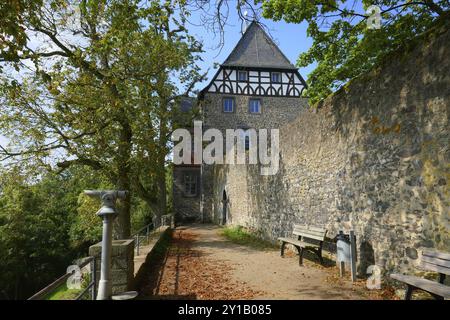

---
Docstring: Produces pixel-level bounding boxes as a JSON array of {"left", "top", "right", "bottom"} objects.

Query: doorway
[{"left": 222, "top": 190, "right": 227, "bottom": 225}]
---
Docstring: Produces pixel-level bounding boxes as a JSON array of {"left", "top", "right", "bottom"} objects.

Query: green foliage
[
  {"left": 259, "top": 0, "right": 448, "bottom": 104},
  {"left": 0, "top": 0, "right": 43, "bottom": 70},
  {"left": 165, "top": 164, "right": 174, "bottom": 215},
  {"left": 130, "top": 196, "right": 153, "bottom": 234},
  {"left": 0, "top": 170, "right": 73, "bottom": 299},
  {"left": 0, "top": 0, "right": 203, "bottom": 238},
  {"left": 0, "top": 0, "right": 199, "bottom": 300},
  {"left": 69, "top": 194, "right": 103, "bottom": 246},
  {"left": 0, "top": 165, "right": 112, "bottom": 299},
  {"left": 220, "top": 226, "right": 277, "bottom": 250}
]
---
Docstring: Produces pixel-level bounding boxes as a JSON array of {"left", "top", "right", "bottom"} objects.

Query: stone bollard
[{"left": 89, "top": 239, "right": 135, "bottom": 295}]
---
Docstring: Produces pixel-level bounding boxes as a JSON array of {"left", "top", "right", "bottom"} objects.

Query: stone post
[{"left": 89, "top": 239, "right": 135, "bottom": 296}]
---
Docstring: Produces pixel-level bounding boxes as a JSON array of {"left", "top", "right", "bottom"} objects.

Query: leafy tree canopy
[
  {"left": 0, "top": 166, "right": 91, "bottom": 299},
  {"left": 0, "top": 0, "right": 203, "bottom": 237},
  {"left": 252, "top": 0, "right": 448, "bottom": 103}
]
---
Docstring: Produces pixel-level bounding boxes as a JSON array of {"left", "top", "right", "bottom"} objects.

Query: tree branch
[
  {"left": 32, "top": 26, "right": 107, "bottom": 81},
  {"left": 56, "top": 158, "right": 103, "bottom": 172},
  {"left": 168, "top": 70, "right": 208, "bottom": 101},
  {"left": 0, "top": 142, "right": 66, "bottom": 162}
]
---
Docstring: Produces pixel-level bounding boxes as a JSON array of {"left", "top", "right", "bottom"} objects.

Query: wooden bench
[
  {"left": 278, "top": 224, "right": 327, "bottom": 266},
  {"left": 390, "top": 248, "right": 450, "bottom": 300}
]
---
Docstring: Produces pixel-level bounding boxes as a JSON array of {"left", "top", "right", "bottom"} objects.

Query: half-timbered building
[{"left": 173, "top": 21, "right": 308, "bottom": 224}]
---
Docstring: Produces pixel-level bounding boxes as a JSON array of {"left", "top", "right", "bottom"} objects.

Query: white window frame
[
  {"left": 248, "top": 98, "right": 261, "bottom": 114},
  {"left": 238, "top": 71, "right": 248, "bottom": 81},
  {"left": 271, "top": 72, "right": 281, "bottom": 83},
  {"left": 223, "top": 97, "right": 234, "bottom": 113}
]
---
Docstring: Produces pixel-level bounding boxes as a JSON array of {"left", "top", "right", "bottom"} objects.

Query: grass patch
[
  {"left": 44, "top": 271, "right": 92, "bottom": 300},
  {"left": 44, "top": 283, "right": 83, "bottom": 300},
  {"left": 220, "top": 226, "right": 277, "bottom": 250}
]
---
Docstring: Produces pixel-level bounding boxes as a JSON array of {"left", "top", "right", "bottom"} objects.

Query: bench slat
[
  {"left": 293, "top": 226, "right": 308, "bottom": 232},
  {"left": 418, "top": 262, "right": 450, "bottom": 276},
  {"left": 293, "top": 224, "right": 326, "bottom": 234},
  {"left": 278, "top": 237, "right": 319, "bottom": 249},
  {"left": 292, "top": 231, "right": 326, "bottom": 241},
  {"left": 390, "top": 274, "right": 450, "bottom": 298},
  {"left": 308, "top": 226, "right": 327, "bottom": 233},
  {"left": 422, "top": 249, "right": 450, "bottom": 261},
  {"left": 421, "top": 255, "right": 450, "bottom": 269},
  {"left": 293, "top": 228, "right": 326, "bottom": 236}
]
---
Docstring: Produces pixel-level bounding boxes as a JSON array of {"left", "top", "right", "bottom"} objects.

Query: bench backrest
[
  {"left": 292, "top": 224, "right": 327, "bottom": 242},
  {"left": 419, "top": 249, "right": 450, "bottom": 276}
]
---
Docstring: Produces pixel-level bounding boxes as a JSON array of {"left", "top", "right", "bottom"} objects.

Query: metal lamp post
[{"left": 84, "top": 190, "right": 127, "bottom": 300}]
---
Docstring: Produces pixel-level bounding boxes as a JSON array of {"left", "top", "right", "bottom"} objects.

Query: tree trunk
[
  {"left": 115, "top": 166, "right": 131, "bottom": 239},
  {"left": 156, "top": 99, "right": 169, "bottom": 221},
  {"left": 157, "top": 162, "right": 167, "bottom": 220},
  {"left": 114, "top": 117, "right": 133, "bottom": 239}
]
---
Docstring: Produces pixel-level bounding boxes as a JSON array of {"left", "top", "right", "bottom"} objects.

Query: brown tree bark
[{"left": 114, "top": 110, "right": 133, "bottom": 239}]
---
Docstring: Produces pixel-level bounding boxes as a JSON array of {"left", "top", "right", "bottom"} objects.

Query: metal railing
[
  {"left": 28, "top": 256, "right": 97, "bottom": 300},
  {"left": 133, "top": 223, "right": 153, "bottom": 256},
  {"left": 160, "top": 214, "right": 174, "bottom": 227},
  {"left": 132, "top": 214, "right": 173, "bottom": 256},
  {"left": 29, "top": 214, "right": 174, "bottom": 300}
]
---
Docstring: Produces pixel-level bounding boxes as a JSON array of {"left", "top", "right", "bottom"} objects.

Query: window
[
  {"left": 245, "top": 135, "right": 250, "bottom": 150},
  {"left": 238, "top": 71, "right": 248, "bottom": 81},
  {"left": 184, "top": 173, "right": 197, "bottom": 196},
  {"left": 223, "top": 97, "right": 234, "bottom": 112},
  {"left": 271, "top": 72, "right": 281, "bottom": 83},
  {"left": 249, "top": 99, "right": 261, "bottom": 113},
  {"left": 239, "top": 129, "right": 255, "bottom": 150}
]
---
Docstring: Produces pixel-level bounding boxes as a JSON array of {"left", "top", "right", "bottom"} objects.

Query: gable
[{"left": 222, "top": 21, "right": 296, "bottom": 70}]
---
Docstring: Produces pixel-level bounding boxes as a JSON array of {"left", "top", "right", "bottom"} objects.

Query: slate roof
[{"left": 222, "top": 21, "right": 297, "bottom": 70}]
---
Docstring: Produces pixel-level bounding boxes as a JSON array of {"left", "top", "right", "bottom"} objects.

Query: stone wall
[
  {"left": 89, "top": 239, "right": 135, "bottom": 295},
  {"left": 173, "top": 166, "right": 202, "bottom": 223},
  {"left": 205, "top": 22, "right": 449, "bottom": 276},
  {"left": 201, "top": 93, "right": 309, "bottom": 131},
  {"left": 201, "top": 93, "right": 309, "bottom": 222}
]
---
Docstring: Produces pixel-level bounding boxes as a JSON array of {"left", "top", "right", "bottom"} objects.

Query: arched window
[{"left": 239, "top": 128, "right": 256, "bottom": 151}]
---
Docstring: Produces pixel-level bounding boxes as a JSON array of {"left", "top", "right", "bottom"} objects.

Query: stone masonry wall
[
  {"left": 201, "top": 94, "right": 309, "bottom": 131},
  {"left": 173, "top": 166, "right": 202, "bottom": 223},
  {"left": 201, "top": 93, "right": 309, "bottom": 222},
  {"left": 89, "top": 239, "right": 135, "bottom": 295},
  {"left": 207, "top": 23, "right": 450, "bottom": 276}
]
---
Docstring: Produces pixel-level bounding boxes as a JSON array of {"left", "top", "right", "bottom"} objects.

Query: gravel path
[{"left": 139, "top": 224, "right": 377, "bottom": 300}]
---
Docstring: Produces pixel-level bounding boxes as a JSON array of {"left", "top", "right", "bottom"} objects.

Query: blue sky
[{"left": 183, "top": 8, "right": 315, "bottom": 92}]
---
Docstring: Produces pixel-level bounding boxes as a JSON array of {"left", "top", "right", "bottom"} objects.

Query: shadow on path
[{"left": 137, "top": 224, "right": 380, "bottom": 300}]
